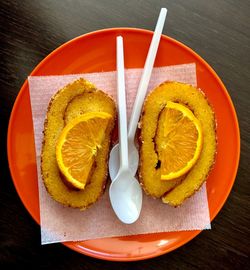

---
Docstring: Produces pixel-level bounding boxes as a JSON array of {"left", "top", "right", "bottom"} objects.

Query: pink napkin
[{"left": 28, "top": 63, "right": 211, "bottom": 245}]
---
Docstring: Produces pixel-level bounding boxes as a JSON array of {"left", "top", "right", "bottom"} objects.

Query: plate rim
[{"left": 7, "top": 27, "right": 240, "bottom": 261}]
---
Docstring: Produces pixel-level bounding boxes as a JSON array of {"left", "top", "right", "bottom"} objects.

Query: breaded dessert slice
[
  {"left": 41, "top": 78, "right": 116, "bottom": 209},
  {"left": 139, "top": 81, "right": 216, "bottom": 206}
]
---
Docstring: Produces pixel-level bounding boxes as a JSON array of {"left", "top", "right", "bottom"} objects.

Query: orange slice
[
  {"left": 155, "top": 101, "right": 203, "bottom": 180},
  {"left": 56, "top": 112, "right": 112, "bottom": 190}
]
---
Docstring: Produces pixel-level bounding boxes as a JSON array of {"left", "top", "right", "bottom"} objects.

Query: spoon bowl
[
  {"left": 109, "top": 170, "right": 142, "bottom": 224},
  {"left": 109, "top": 141, "right": 139, "bottom": 181}
]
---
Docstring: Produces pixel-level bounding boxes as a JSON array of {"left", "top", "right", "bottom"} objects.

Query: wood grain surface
[{"left": 0, "top": 0, "right": 249, "bottom": 269}]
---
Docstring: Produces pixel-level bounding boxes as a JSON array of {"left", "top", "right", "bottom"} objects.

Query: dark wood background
[{"left": 0, "top": 0, "right": 249, "bottom": 269}]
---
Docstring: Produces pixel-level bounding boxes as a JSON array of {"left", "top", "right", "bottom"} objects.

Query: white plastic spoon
[
  {"left": 109, "top": 8, "right": 167, "bottom": 181},
  {"left": 109, "top": 36, "right": 142, "bottom": 224}
]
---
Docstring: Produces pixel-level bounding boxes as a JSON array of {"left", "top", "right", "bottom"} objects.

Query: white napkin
[{"left": 28, "top": 63, "right": 211, "bottom": 245}]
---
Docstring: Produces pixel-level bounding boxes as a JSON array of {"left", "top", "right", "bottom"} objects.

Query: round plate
[{"left": 7, "top": 28, "right": 240, "bottom": 261}]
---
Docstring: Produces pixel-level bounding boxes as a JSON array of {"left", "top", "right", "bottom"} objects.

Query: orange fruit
[
  {"left": 155, "top": 101, "right": 203, "bottom": 180},
  {"left": 56, "top": 112, "right": 112, "bottom": 189}
]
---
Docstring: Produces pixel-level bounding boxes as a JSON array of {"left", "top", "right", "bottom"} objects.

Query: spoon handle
[
  {"left": 116, "top": 36, "right": 129, "bottom": 170},
  {"left": 128, "top": 8, "right": 167, "bottom": 140}
]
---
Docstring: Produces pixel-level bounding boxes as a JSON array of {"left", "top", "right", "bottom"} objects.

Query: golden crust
[
  {"left": 41, "top": 78, "right": 116, "bottom": 209},
  {"left": 139, "top": 81, "right": 217, "bottom": 206}
]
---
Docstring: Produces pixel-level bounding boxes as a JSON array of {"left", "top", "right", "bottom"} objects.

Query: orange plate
[{"left": 7, "top": 28, "right": 240, "bottom": 261}]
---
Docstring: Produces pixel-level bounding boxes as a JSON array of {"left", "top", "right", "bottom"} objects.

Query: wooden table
[{"left": 1, "top": 0, "right": 249, "bottom": 269}]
